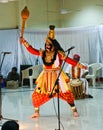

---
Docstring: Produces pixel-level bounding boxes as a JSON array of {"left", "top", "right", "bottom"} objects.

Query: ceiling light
[
  {"left": 0, "top": 0, "right": 17, "bottom": 3},
  {"left": 0, "top": 0, "right": 8, "bottom": 3},
  {"left": 60, "top": 9, "right": 68, "bottom": 14}
]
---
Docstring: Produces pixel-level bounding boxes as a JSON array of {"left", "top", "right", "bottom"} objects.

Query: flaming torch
[{"left": 21, "top": 6, "right": 29, "bottom": 37}]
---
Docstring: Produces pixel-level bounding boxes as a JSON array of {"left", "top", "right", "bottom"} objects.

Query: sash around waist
[{"left": 44, "top": 67, "right": 60, "bottom": 71}]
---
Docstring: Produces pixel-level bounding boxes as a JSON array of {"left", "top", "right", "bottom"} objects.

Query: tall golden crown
[{"left": 47, "top": 25, "right": 55, "bottom": 39}]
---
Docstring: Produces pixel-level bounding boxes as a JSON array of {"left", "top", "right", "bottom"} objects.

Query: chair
[
  {"left": 29, "top": 65, "right": 43, "bottom": 88},
  {"left": 21, "top": 65, "right": 43, "bottom": 88},
  {"left": 86, "top": 63, "right": 103, "bottom": 87}
]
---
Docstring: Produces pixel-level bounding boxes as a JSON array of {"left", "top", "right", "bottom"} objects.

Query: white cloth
[{"left": 65, "top": 64, "right": 89, "bottom": 94}]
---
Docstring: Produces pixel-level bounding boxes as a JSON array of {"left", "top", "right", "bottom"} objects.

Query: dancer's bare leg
[
  {"left": 71, "top": 106, "right": 79, "bottom": 117},
  {"left": 30, "top": 108, "right": 40, "bottom": 118}
]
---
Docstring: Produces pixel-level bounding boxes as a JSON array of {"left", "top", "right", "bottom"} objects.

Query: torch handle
[{"left": 21, "top": 19, "right": 26, "bottom": 37}]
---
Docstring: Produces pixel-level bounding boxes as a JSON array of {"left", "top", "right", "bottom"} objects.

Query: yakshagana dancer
[{"left": 20, "top": 25, "right": 87, "bottom": 118}]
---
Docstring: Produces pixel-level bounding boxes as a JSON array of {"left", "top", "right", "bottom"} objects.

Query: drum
[{"left": 70, "top": 79, "right": 84, "bottom": 99}]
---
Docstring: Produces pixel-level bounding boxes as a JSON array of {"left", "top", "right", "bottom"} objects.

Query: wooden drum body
[{"left": 70, "top": 79, "right": 84, "bottom": 99}]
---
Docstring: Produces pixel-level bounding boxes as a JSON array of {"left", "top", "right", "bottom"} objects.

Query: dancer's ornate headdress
[
  {"left": 45, "top": 25, "right": 65, "bottom": 52},
  {"left": 46, "top": 25, "right": 55, "bottom": 43}
]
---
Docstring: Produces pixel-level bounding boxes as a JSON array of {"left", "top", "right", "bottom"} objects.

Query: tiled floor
[{"left": 0, "top": 84, "right": 103, "bottom": 130}]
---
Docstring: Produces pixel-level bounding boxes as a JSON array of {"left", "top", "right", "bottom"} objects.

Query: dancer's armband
[{"left": 23, "top": 40, "right": 30, "bottom": 48}]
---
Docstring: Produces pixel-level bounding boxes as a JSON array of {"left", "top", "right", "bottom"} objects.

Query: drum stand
[
  {"left": 0, "top": 53, "right": 18, "bottom": 123},
  {"left": 49, "top": 48, "right": 73, "bottom": 130}
]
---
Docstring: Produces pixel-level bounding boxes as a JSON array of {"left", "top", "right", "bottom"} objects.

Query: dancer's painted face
[
  {"left": 45, "top": 41, "right": 54, "bottom": 52},
  {"left": 45, "top": 43, "right": 52, "bottom": 51}
]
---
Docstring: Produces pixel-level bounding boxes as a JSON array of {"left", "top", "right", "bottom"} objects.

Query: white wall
[{"left": 0, "top": 0, "right": 103, "bottom": 29}]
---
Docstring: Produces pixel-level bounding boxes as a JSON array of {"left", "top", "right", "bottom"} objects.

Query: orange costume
[{"left": 20, "top": 25, "right": 87, "bottom": 118}]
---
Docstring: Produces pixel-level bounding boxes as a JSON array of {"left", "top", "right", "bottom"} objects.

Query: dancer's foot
[
  {"left": 73, "top": 112, "right": 79, "bottom": 117},
  {"left": 30, "top": 113, "right": 40, "bottom": 118}
]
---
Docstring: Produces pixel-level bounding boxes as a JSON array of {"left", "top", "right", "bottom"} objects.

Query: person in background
[
  {"left": 65, "top": 54, "right": 93, "bottom": 98},
  {"left": 6, "top": 67, "right": 20, "bottom": 88},
  {"left": 1, "top": 120, "right": 19, "bottom": 130},
  {"left": 20, "top": 25, "right": 87, "bottom": 118},
  {"left": 0, "top": 75, "right": 5, "bottom": 88}
]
